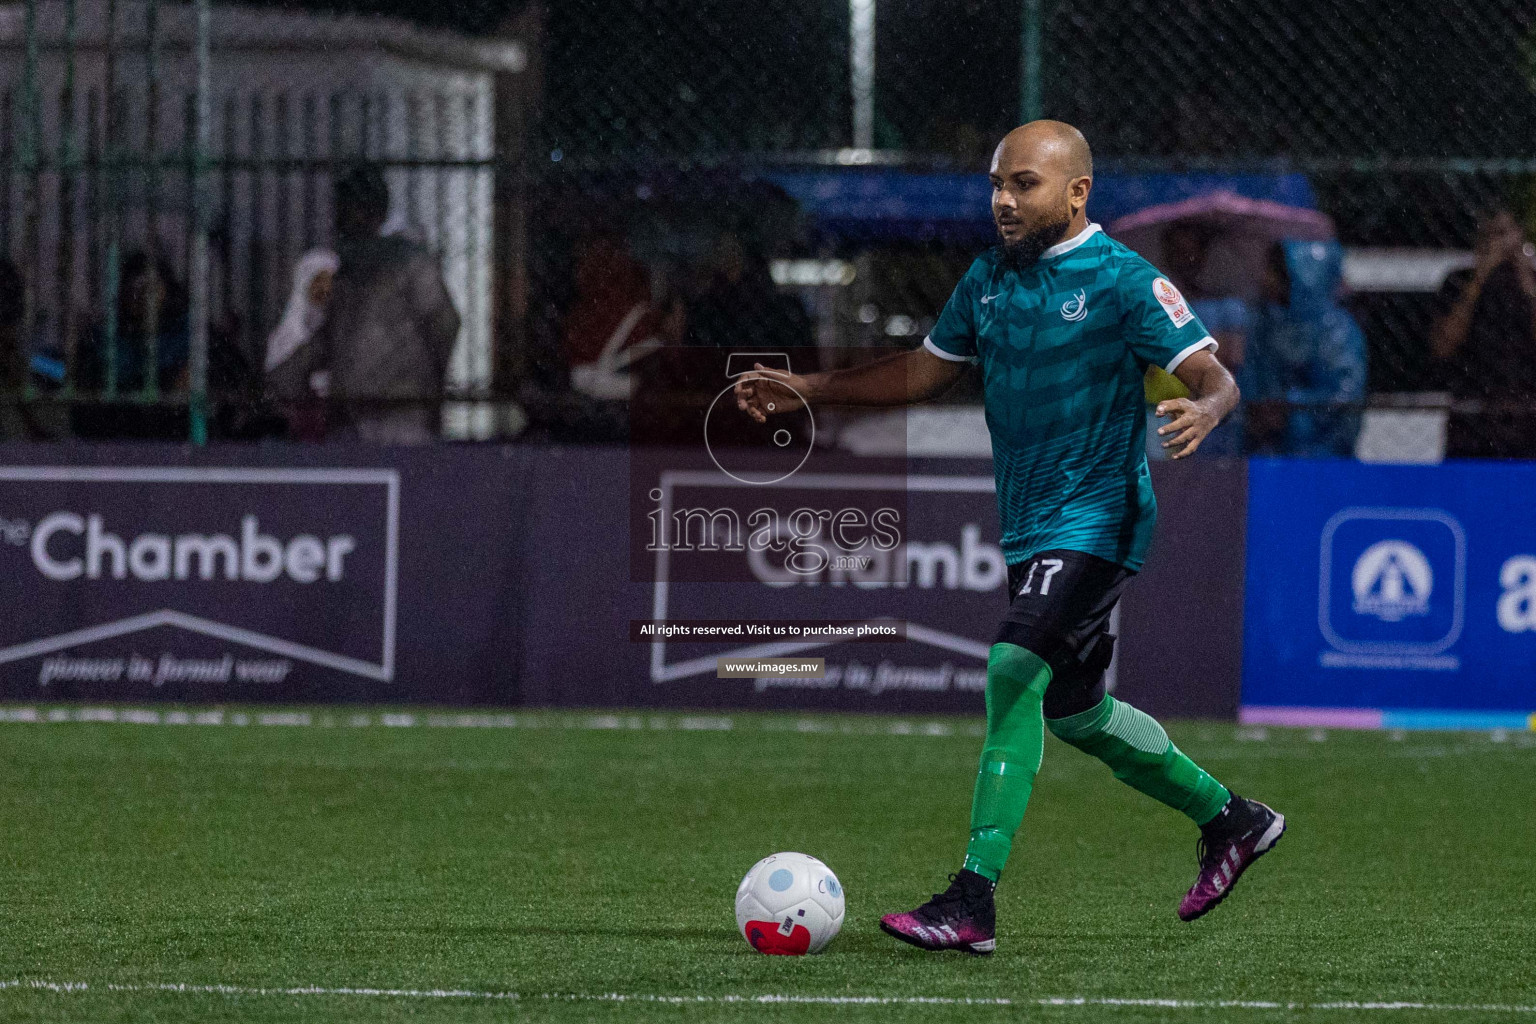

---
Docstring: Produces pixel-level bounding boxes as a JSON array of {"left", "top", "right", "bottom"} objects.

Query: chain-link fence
[
  {"left": 5, "top": 0, "right": 1536, "bottom": 454},
  {"left": 0, "top": 0, "right": 524, "bottom": 441},
  {"left": 528, "top": 0, "right": 1536, "bottom": 459},
  {"left": 542, "top": 0, "right": 1536, "bottom": 164}
]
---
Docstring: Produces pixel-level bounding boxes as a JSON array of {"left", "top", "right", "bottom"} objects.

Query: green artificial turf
[{"left": 0, "top": 707, "right": 1532, "bottom": 1023}]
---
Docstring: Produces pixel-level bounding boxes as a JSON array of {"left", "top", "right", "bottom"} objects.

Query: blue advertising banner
[{"left": 1243, "top": 458, "right": 1536, "bottom": 729}]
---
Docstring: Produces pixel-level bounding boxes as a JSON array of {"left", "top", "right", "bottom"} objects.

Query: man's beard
[{"left": 998, "top": 208, "right": 1073, "bottom": 271}]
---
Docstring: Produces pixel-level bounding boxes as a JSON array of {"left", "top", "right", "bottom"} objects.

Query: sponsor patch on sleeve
[{"left": 1153, "top": 277, "right": 1194, "bottom": 328}]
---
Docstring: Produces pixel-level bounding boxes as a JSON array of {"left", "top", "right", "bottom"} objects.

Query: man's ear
[{"left": 1070, "top": 175, "right": 1092, "bottom": 215}]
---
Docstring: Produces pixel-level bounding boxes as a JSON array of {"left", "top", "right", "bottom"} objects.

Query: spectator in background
[
  {"left": 78, "top": 251, "right": 190, "bottom": 393},
  {"left": 266, "top": 249, "right": 338, "bottom": 376},
  {"left": 0, "top": 259, "right": 24, "bottom": 386},
  {"left": 1429, "top": 207, "right": 1536, "bottom": 459},
  {"left": 0, "top": 259, "right": 37, "bottom": 439},
  {"left": 687, "top": 231, "right": 811, "bottom": 350},
  {"left": 1151, "top": 221, "right": 1252, "bottom": 457},
  {"left": 561, "top": 232, "right": 676, "bottom": 400},
  {"left": 0, "top": 259, "right": 70, "bottom": 440},
  {"left": 265, "top": 248, "right": 339, "bottom": 440},
  {"left": 1244, "top": 240, "right": 1366, "bottom": 457},
  {"left": 1160, "top": 221, "right": 1251, "bottom": 370},
  {"left": 309, "top": 166, "right": 460, "bottom": 443}
]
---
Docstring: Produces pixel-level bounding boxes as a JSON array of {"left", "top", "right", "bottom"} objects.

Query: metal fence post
[
  {"left": 849, "top": 0, "right": 874, "bottom": 150},
  {"left": 1020, "top": 0, "right": 1042, "bottom": 124},
  {"left": 18, "top": 0, "right": 41, "bottom": 394},
  {"left": 102, "top": 0, "right": 120, "bottom": 397},
  {"left": 187, "top": 0, "right": 211, "bottom": 443},
  {"left": 56, "top": 0, "right": 80, "bottom": 391},
  {"left": 140, "top": 0, "right": 161, "bottom": 401}
]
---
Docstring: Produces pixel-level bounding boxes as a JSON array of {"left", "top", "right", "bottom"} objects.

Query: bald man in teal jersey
[{"left": 735, "top": 122, "right": 1286, "bottom": 954}]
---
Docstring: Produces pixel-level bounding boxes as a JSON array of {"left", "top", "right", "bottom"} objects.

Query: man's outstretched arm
[
  {"left": 1155, "top": 348, "right": 1240, "bottom": 460},
  {"left": 733, "top": 345, "right": 967, "bottom": 423}
]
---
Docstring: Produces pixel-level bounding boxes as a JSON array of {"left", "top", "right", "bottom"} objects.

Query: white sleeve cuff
[
  {"left": 1164, "top": 336, "right": 1218, "bottom": 375},
  {"left": 923, "top": 336, "right": 975, "bottom": 363}
]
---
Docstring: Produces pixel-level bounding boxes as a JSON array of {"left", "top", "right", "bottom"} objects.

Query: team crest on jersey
[
  {"left": 1060, "top": 289, "right": 1088, "bottom": 322},
  {"left": 1153, "top": 277, "right": 1194, "bottom": 328}
]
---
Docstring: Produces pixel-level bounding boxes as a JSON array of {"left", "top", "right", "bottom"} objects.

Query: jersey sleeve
[
  {"left": 1117, "top": 256, "right": 1218, "bottom": 375},
  {"left": 923, "top": 260, "right": 983, "bottom": 363}
]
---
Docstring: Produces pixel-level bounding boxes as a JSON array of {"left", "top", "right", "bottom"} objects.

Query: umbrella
[{"left": 1107, "top": 191, "right": 1335, "bottom": 301}]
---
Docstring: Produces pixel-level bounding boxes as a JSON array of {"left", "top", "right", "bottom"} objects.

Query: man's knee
[
  {"left": 987, "top": 642, "right": 1052, "bottom": 695},
  {"left": 1041, "top": 631, "right": 1115, "bottom": 720}
]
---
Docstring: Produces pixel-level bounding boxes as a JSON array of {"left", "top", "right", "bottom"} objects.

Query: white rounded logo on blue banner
[
  {"left": 1318, "top": 507, "right": 1465, "bottom": 663},
  {"left": 1351, "top": 540, "right": 1432, "bottom": 622}
]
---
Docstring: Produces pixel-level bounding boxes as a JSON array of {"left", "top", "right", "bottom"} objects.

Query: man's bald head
[
  {"left": 993, "top": 120, "right": 1093, "bottom": 181},
  {"left": 988, "top": 120, "right": 1094, "bottom": 269}
]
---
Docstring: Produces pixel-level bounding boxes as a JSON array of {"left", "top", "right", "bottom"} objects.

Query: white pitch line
[
  {"left": 7, "top": 706, "right": 1533, "bottom": 749},
  {"left": 0, "top": 706, "right": 988, "bottom": 739},
  {"left": 1, "top": 980, "right": 1533, "bottom": 1013}
]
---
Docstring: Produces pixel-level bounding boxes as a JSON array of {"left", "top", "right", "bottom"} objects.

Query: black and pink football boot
[
  {"left": 879, "top": 869, "right": 997, "bottom": 955},
  {"left": 1178, "top": 794, "right": 1287, "bottom": 922}
]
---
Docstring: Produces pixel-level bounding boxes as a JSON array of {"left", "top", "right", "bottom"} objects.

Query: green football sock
[
  {"left": 1046, "top": 694, "right": 1229, "bottom": 825},
  {"left": 962, "top": 643, "right": 1052, "bottom": 883}
]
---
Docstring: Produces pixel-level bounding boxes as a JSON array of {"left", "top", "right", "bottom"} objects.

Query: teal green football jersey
[{"left": 924, "top": 224, "right": 1216, "bottom": 571}]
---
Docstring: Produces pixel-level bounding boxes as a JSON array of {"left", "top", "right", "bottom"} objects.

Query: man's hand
[
  {"left": 1474, "top": 215, "right": 1525, "bottom": 281},
  {"left": 734, "top": 363, "right": 813, "bottom": 423},
  {"left": 1155, "top": 397, "right": 1220, "bottom": 459},
  {"left": 1161, "top": 348, "right": 1239, "bottom": 460}
]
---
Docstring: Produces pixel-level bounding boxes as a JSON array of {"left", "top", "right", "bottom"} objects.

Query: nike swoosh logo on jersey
[{"left": 980, "top": 293, "right": 1001, "bottom": 304}]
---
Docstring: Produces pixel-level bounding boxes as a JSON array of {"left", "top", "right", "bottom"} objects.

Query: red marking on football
[{"left": 744, "top": 920, "right": 812, "bottom": 956}]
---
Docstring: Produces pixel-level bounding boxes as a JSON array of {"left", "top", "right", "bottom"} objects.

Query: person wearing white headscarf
[
  {"left": 264, "top": 249, "right": 338, "bottom": 440},
  {"left": 265, "top": 249, "right": 339, "bottom": 376}
]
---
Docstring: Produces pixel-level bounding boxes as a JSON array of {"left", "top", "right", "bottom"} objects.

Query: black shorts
[{"left": 994, "top": 549, "right": 1134, "bottom": 717}]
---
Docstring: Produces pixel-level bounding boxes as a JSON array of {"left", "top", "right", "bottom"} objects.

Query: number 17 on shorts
[{"left": 1016, "top": 557, "right": 1064, "bottom": 597}]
